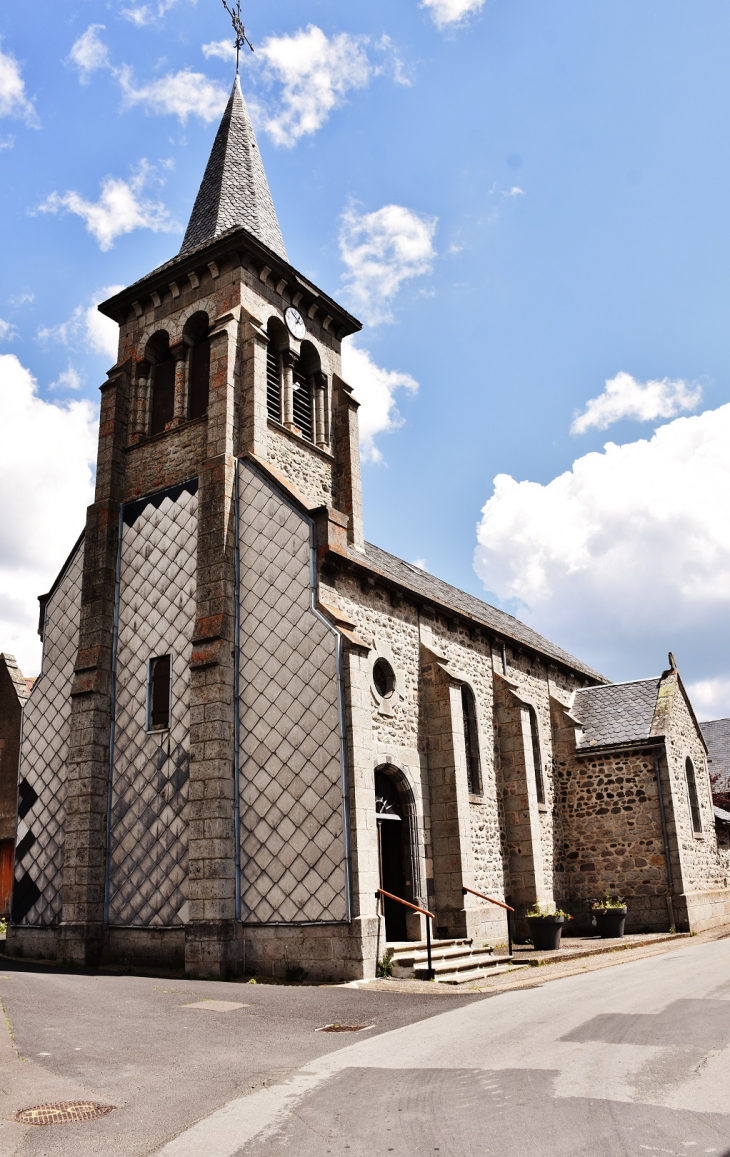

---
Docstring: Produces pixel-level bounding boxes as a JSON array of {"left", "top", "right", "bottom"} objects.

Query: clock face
[{"left": 284, "top": 306, "right": 306, "bottom": 340}]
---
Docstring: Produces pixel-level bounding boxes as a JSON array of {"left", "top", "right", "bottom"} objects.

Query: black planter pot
[
  {"left": 527, "top": 914, "right": 565, "bottom": 951},
  {"left": 594, "top": 908, "right": 626, "bottom": 938}
]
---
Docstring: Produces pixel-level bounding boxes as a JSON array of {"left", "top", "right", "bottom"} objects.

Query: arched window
[
  {"left": 685, "top": 757, "right": 702, "bottom": 833},
  {"left": 461, "top": 685, "right": 482, "bottom": 794},
  {"left": 184, "top": 312, "right": 210, "bottom": 420},
  {"left": 266, "top": 318, "right": 287, "bottom": 423},
  {"left": 266, "top": 348, "right": 282, "bottom": 422},
  {"left": 147, "top": 331, "right": 175, "bottom": 435},
  {"left": 527, "top": 706, "right": 545, "bottom": 804},
  {"left": 292, "top": 366, "right": 313, "bottom": 441}
]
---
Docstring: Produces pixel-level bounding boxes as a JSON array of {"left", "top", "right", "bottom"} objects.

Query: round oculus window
[{"left": 373, "top": 658, "right": 395, "bottom": 699}]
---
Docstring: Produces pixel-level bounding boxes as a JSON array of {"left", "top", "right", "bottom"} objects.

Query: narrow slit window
[
  {"left": 528, "top": 706, "right": 545, "bottom": 804},
  {"left": 685, "top": 757, "right": 702, "bottom": 833},
  {"left": 148, "top": 655, "right": 171, "bottom": 731},
  {"left": 461, "top": 686, "right": 482, "bottom": 795},
  {"left": 292, "top": 365, "right": 313, "bottom": 442},
  {"left": 266, "top": 346, "right": 281, "bottom": 422},
  {"left": 188, "top": 335, "right": 210, "bottom": 419}
]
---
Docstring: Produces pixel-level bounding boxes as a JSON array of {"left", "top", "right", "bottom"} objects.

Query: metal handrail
[
  {"left": 377, "top": 888, "right": 436, "bottom": 979},
  {"left": 462, "top": 886, "right": 515, "bottom": 957},
  {"left": 377, "top": 888, "right": 435, "bottom": 919},
  {"left": 462, "top": 886, "right": 514, "bottom": 912}
]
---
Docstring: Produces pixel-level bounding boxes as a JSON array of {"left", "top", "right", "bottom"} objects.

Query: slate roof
[
  {"left": 180, "top": 76, "right": 287, "bottom": 261},
  {"left": 572, "top": 679, "right": 661, "bottom": 750},
  {"left": 354, "top": 541, "right": 605, "bottom": 680},
  {"left": 701, "top": 718, "right": 730, "bottom": 790}
]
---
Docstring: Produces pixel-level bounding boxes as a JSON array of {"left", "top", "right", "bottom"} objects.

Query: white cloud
[
  {"left": 121, "top": 5, "right": 154, "bottom": 25},
  {"left": 0, "top": 319, "right": 16, "bottom": 342},
  {"left": 340, "top": 203, "right": 437, "bottom": 325},
  {"left": 65, "top": 27, "right": 225, "bottom": 125},
  {"left": 256, "top": 26, "right": 373, "bottom": 148},
  {"left": 503, "top": 186, "right": 524, "bottom": 197},
  {"left": 421, "top": 0, "right": 486, "bottom": 29},
  {"left": 0, "top": 135, "right": 14, "bottom": 150},
  {"left": 38, "top": 285, "right": 123, "bottom": 363},
  {"left": 38, "top": 162, "right": 178, "bottom": 251},
  {"left": 0, "top": 45, "right": 37, "bottom": 124},
  {"left": 202, "top": 40, "right": 237, "bottom": 63},
  {"left": 474, "top": 404, "right": 730, "bottom": 691},
  {"left": 0, "top": 354, "right": 97, "bottom": 675},
  {"left": 571, "top": 371, "right": 702, "bottom": 435},
  {"left": 412, "top": 558, "right": 427, "bottom": 570},
  {"left": 117, "top": 65, "right": 228, "bottom": 124},
  {"left": 8, "top": 291, "right": 33, "bottom": 306},
  {"left": 687, "top": 677, "right": 730, "bottom": 721},
  {"left": 67, "top": 25, "right": 109, "bottom": 82},
  {"left": 341, "top": 341, "right": 418, "bottom": 463},
  {"left": 50, "top": 366, "right": 82, "bottom": 392},
  {"left": 121, "top": 0, "right": 184, "bottom": 25}
]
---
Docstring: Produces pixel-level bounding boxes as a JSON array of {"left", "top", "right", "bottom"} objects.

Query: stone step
[
  {"left": 390, "top": 947, "right": 480, "bottom": 977},
  {"left": 413, "top": 951, "right": 505, "bottom": 977},
  {"left": 408, "top": 943, "right": 494, "bottom": 964},
  {"left": 432, "top": 963, "right": 528, "bottom": 985},
  {"left": 388, "top": 938, "right": 470, "bottom": 958}
]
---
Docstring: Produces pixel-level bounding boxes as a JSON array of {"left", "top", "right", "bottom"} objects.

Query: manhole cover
[
  {"left": 315, "top": 1023, "right": 373, "bottom": 1033},
  {"left": 14, "top": 1101, "right": 115, "bottom": 1127}
]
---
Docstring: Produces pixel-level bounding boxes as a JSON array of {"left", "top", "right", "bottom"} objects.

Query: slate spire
[{"left": 180, "top": 75, "right": 287, "bottom": 260}]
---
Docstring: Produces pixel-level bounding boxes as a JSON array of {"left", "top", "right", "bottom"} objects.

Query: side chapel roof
[
  {"left": 572, "top": 679, "right": 661, "bottom": 749},
  {"left": 179, "top": 75, "right": 287, "bottom": 260}
]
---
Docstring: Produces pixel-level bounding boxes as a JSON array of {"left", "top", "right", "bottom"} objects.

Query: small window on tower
[
  {"left": 148, "top": 655, "right": 171, "bottom": 731},
  {"left": 147, "top": 331, "right": 175, "bottom": 435},
  {"left": 292, "top": 364, "right": 313, "bottom": 442},
  {"left": 186, "top": 312, "right": 210, "bottom": 420},
  {"left": 266, "top": 345, "right": 281, "bottom": 422}
]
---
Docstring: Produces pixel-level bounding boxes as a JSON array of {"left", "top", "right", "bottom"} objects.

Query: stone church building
[{"left": 5, "top": 76, "right": 730, "bottom": 979}]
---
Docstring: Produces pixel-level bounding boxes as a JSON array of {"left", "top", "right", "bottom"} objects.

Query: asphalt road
[
  {"left": 3, "top": 939, "right": 730, "bottom": 1156},
  {"left": 0, "top": 962, "right": 480, "bottom": 1157},
  {"left": 155, "top": 937, "right": 730, "bottom": 1157}
]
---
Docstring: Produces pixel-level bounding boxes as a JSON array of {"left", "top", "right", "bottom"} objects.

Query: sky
[{"left": 2, "top": 1, "right": 730, "bottom": 717}]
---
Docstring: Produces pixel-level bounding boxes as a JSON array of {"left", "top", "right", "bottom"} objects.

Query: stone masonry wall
[
  {"left": 662, "top": 680, "right": 724, "bottom": 894},
  {"left": 716, "top": 825, "right": 730, "bottom": 878},
  {"left": 124, "top": 419, "right": 207, "bottom": 500},
  {"left": 330, "top": 572, "right": 429, "bottom": 913},
  {"left": 266, "top": 425, "right": 333, "bottom": 509},
  {"left": 555, "top": 742, "right": 670, "bottom": 931}
]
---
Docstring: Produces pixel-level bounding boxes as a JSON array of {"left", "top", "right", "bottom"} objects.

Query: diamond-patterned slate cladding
[
  {"left": 14, "top": 541, "right": 84, "bottom": 926},
  {"left": 238, "top": 462, "right": 349, "bottom": 924},
  {"left": 107, "top": 485, "right": 197, "bottom": 927}
]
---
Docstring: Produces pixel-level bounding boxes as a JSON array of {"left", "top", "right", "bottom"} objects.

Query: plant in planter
[
  {"left": 591, "top": 893, "right": 627, "bottom": 939},
  {"left": 525, "top": 904, "right": 573, "bottom": 951}
]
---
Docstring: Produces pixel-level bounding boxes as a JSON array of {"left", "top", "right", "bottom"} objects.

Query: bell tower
[{"left": 39, "top": 66, "right": 363, "bottom": 975}]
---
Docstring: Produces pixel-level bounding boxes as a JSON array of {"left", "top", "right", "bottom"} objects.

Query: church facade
[{"left": 6, "top": 77, "right": 730, "bottom": 979}]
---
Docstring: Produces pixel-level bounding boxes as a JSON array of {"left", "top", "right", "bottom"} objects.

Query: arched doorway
[{"left": 375, "top": 770, "right": 408, "bottom": 942}]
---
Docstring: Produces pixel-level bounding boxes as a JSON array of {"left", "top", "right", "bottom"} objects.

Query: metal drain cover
[
  {"left": 315, "top": 1023, "right": 373, "bottom": 1033},
  {"left": 14, "top": 1101, "right": 115, "bottom": 1127}
]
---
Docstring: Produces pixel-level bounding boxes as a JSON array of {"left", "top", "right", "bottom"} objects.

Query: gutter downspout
[{"left": 654, "top": 749, "right": 676, "bottom": 930}]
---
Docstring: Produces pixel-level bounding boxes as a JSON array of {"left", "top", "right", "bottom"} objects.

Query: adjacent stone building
[
  {"left": 4, "top": 75, "right": 730, "bottom": 978},
  {"left": 0, "top": 654, "right": 30, "bottom": 916}
]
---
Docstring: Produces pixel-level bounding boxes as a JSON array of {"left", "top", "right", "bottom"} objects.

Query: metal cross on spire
[{"left": 221, "top": 0, "right": 254, "bottom": 74}]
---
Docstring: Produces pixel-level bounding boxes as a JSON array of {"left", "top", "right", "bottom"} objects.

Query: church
[{"left": 4, "top": 73, "right": 730, "bottom": 981}]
